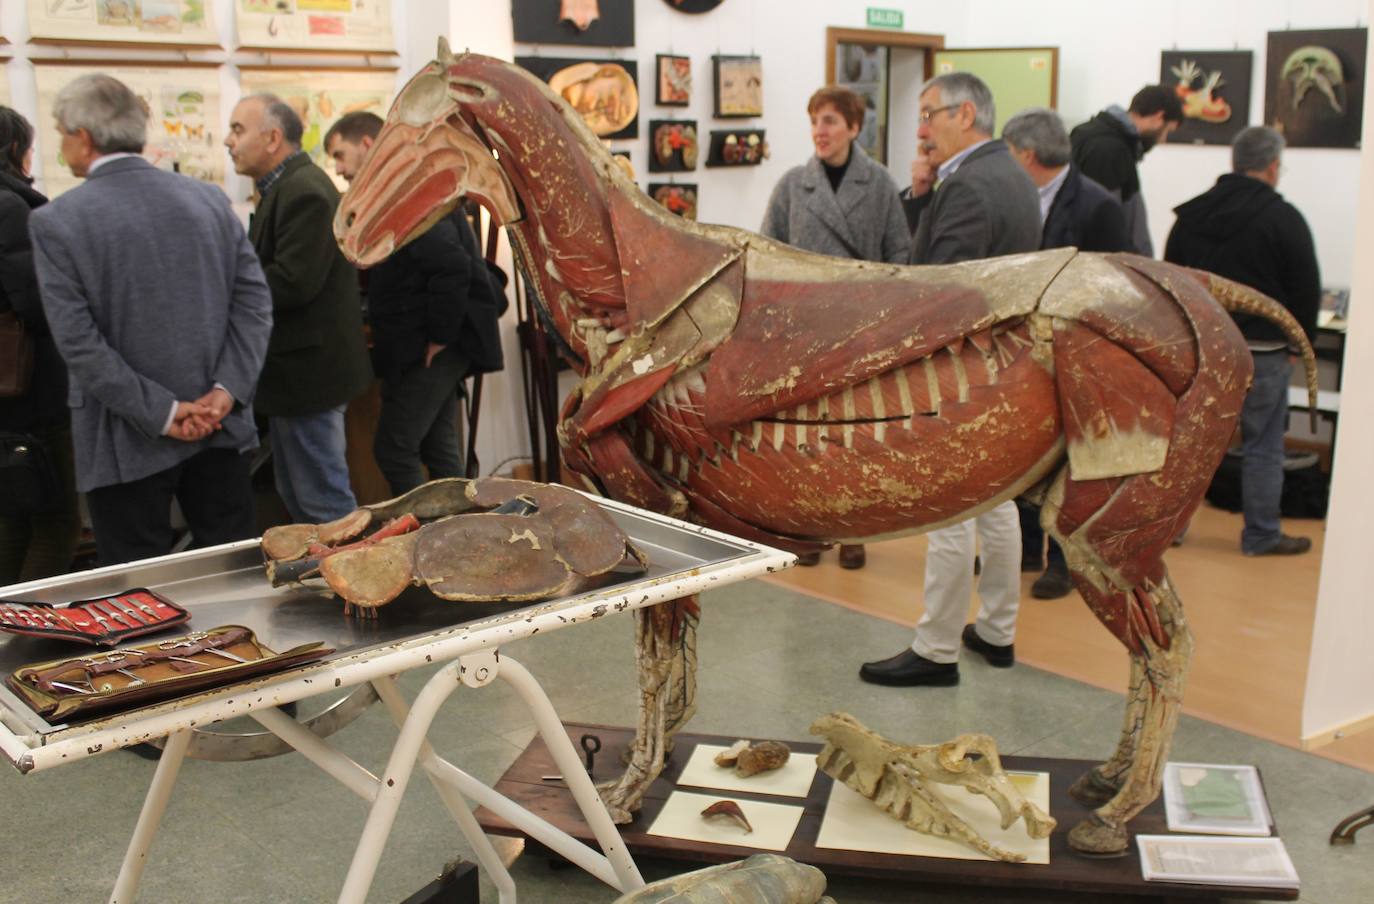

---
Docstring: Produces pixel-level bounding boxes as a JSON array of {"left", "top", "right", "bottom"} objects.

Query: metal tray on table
[{"left": 0, "top": 500, "right": 781, "bottom": 746}]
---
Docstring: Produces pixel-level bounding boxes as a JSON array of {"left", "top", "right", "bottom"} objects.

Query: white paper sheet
[
  {"left": 675, "top": 743, "right": 818, "bottom": 798},
  {"left": 645, "top": 790, "right": 804, "bottom": 852},
  {"left": 815, "top": 771, "right": 1051, "bottom": 864}
]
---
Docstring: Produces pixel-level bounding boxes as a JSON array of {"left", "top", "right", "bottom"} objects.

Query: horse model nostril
[{"left": 346, "top": 211, "right": 357, "bottom": 228}]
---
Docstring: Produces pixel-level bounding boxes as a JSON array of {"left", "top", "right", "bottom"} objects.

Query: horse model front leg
[{"left": 598, "top": 596, "right": 698, "bottom": 823}]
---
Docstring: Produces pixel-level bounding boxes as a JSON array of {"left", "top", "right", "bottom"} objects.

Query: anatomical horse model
[{"left": 333, "top": 42, "right": 1317, "bottom": 855}]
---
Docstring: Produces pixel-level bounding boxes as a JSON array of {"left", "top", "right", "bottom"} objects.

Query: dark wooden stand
[
  {"left": 475, "top": 722, "right": 1297, "bottom": 901},
  {"left": 399, "top": 859, "right": 479, "bottom": 904}
]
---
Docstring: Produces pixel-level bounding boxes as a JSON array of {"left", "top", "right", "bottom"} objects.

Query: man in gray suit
[
  {"left": 29, "top": 74, "right": 272, "bottom": 566},
  {"left": 861, "top": 72, "right": 1041, "bottom": 688}
]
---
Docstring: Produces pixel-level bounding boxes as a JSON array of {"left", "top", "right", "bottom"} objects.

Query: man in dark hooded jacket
[
  {"left": 1070, "top": 85, "right": 1182, "bottom": 256},
  {"left": 1164, "top": 125, "right": 1319, "bottom": 557}
]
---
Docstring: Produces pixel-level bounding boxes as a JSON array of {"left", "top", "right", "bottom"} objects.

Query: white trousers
[{"left": 911, "top": 500, "right": 1021, "bottom": 664}]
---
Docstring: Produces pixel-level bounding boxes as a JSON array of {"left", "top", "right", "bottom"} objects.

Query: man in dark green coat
[{"left": 226, "top": 94, "right": 372, "bottom": 522}]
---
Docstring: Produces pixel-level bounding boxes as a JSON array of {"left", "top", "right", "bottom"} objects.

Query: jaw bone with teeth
[{"left": 1282, "top": 45, "right": 1346, "bottom": 113}]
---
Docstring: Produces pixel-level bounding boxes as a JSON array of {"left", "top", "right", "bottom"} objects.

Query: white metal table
[{"left": 0, "top": 496, "right": 792, "bottom": 903}]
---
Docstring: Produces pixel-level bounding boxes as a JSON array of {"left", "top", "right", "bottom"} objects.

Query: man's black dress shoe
[
  {"left": 961, "top": 624, "right": 1014, "bottom": 668},
  {"left": 1243, "top": 534, "right": 1312, "bottom": 556},
  {"left": 859, "top": 649, "right": 959, "bottom": 687},
  {"left": 1031, "top": 563, "right": 1073, "bottom": 599}
]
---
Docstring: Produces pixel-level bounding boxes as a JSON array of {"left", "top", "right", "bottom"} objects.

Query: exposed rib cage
[{"left": 628, "top": 319, "right": 1035, "bottom": 479}]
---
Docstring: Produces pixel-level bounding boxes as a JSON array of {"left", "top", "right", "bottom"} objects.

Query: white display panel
[
  {"left": 235, "top": 0, "right": 394, "bottom": 53},
  {"left": 34, "top": 64, "right": 224, "bottom": 197},
  {"left": 28, "top": 0, "right": 219, "bottom": 47}
]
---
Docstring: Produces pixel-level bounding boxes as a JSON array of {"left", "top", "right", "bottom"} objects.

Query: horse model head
[{"left": 337, "top": 42, "right": 677, "bottom": 368}]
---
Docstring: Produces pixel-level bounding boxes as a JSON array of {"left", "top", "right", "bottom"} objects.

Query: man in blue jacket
[
  {"left": 1164, "top": 126, "right": 1319, "bottom": 557},
  {"left": 30, "top": 74, "right": 272, "bottom": 565}
]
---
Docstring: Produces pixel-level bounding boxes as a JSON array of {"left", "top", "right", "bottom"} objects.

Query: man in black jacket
[
  {"left": 1164, "top": 126, "right": 1319, "bottom": 557},
  {"left": 1070, "top": 85, "right": 1182, "bottom": 257},
  {"left": 326, "top": 112, "right": 505, "bottom": 495},
  {"left": 1003, "top": 107, "right": 1131, "bottom": 598}
]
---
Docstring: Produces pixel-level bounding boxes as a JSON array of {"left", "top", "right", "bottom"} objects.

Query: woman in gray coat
[{"left": 760, "top": 86, "right": 912, "bottom": 569}]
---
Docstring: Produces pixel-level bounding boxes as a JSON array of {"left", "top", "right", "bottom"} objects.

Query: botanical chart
[
  {"left": 28, "top": 0, "right": 218, "bottom": 47},
  {"left": 34, "top": 64, "right": 223, "bottom": 198},
  {"left": 239, "top": 68, "right": 395, "bottom": 187},
  {"left": 235, "top": 0, "right": 395, "bottom": 53}
]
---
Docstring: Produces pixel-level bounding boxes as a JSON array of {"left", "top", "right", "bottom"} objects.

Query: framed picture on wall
[
  {"left": 1265, "top": 28, "right": 1367, "bottom": 149},
  {"left": 516, "top": 56, "right": 640, "bottom": 140},
  {"left": 656, "top": 54, "right": 691, "bottom": 106},
  {"left": 931, "top": 47, "right": 1057, "bottom": 133},
  {"left": 713, "top": 55, "right": 763, "bottom": 118},
  {"left": 650, "top": 120, "right": 698, "bottom": 171},
  {"left": 511, "top": 0, "right": 634, "bottom": 47},
  {"left": 1160, "top": 51, "right": 1252, "bottom": 145},
  {"left": 649, "top": 182, "right": 698, "bottom": 220}
]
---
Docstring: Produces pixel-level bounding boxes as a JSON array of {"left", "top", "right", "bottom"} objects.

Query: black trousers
[{"left": 85, "top": 447, "right": 255, "bottom": 568}]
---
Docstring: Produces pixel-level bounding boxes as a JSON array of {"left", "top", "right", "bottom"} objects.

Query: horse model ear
[{"left": 437, "top": 36, "right": 453, "bottom": 61}]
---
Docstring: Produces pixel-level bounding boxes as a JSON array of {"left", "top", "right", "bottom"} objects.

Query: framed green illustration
[
  {"left": 27, "top": 0, "right": 219, "bottom": 48},
  {"left": 931, "top": 47, "right": 1058, "bottom": 133}
]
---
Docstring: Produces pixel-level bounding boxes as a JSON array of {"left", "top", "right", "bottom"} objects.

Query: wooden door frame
[{"left": 824, "top": 26, "right": 945, "bottom": 84}]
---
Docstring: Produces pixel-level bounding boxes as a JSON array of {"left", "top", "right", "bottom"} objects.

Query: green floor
[{"left": 4, "top": 581, "right": 1371, "bottom": 903}]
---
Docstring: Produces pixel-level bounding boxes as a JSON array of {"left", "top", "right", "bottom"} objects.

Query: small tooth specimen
[
  {"left": 701, "top": 799, "right": 753, "bottom": 834},
  {"left": 714, "top": 739, "right": 750, "bottom": 767}
]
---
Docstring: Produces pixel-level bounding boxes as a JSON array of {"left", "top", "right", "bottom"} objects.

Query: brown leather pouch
[
  {"left": 7, "top": 625, "right": 332, "bottom": 721},
  {"left": 0, "top": 589, "right": 190, "bottom": 647}
]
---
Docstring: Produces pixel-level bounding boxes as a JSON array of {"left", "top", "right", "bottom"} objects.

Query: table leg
[
  {"left": 372, "top": 675, "right": 519, "bottom": 904},
  {"left": 109, "top": 729, "right": 192, "bottom": 904},
  {"left": 496, "top": 657, "right": 644, "bottom": 893}
]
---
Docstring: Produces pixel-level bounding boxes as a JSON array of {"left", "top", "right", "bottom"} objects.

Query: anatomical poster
[
  {"left": 235, "top": 0, "right": 395, "bottom": 53},
  {"left": 239, "top": 67, "right": 396, "bottom": 187},
  {"left": 28, "top": 0, "right": 219, "bottom": 47},
  {"left": 1265, "top": 28, "right": 1366, "bottom": 149},
  {"left": 1159, "top": 51, "right": 1252, "bottom": 146},
  {"left": 34, "top": 63, "right": 223, "bottom": 198}
]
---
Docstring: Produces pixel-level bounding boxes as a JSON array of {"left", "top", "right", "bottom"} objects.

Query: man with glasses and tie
[{"left": 861, "top": 72, "right": 1041, "bottom": 688}]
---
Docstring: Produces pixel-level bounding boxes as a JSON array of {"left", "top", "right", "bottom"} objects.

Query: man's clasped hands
[{"left": 167, "top": 386, "right": 235, "bottom": 442}]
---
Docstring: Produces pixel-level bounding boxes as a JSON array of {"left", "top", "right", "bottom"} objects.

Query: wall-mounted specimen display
[
  {"left": 656, "top": 54, "right": 691, "bottom": 105},
  {"left": 27, "top": 0, "right": 218, "bottom": 47},
  {"left": 706, "top": 129, "right": 768, "bottom": 166},
  {"left": 517, "top": 56, "right": 640, "bottom": 139},
  {"left": 240, "top": 67, "right": 397, "bottom": 188},
  {"left": 1265, "top": 28, "right": 1367, "bottom": 148},
  {"left": 649, "top": 182, "right": 697, "bottom": 219},
  {"left": 713, "top": 55, "right": 762, "bottom": 117},
  {"left": 611, "top": 150, "right": 636, "bottom": 180},
  {"left": 34, "top": 63, "right": 223, "bottom": 198},
  {"left": 662, "top": 0, "right": 725, "bottom": 12},
  {"left": 1160, "top": 51, "right": 1252, "bottom": 145},
  {"left": 649, "top": 120, "right": 698, "bottom": 171},
  {"left": 512, "top": 0, "right": 634, "bottom": 47},
  {"left": 235, "top": 0, "right": 396, "bottom": 53}
]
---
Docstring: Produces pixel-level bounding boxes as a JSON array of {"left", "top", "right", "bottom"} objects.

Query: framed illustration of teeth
[
  {"left": 33, "top": 62, "right": 223, "bottom": 198},
  {"left": 235, "top": 0, "right": 396, "bottom": 54},
  {"left": 1265, "top": 28, "right": 1367, "bottom": 149},
  {"left": 713, "top": 54, "right": 762, "bottom": 118},
  {"left": 27, "top": 0, "right": 219, "bottom": 47},
  {"left": 512, "top": 0, "right": 634, "bottom": 47},
  {"left": 1159, "top": 51, "right": 1252, "bottom": 146}
]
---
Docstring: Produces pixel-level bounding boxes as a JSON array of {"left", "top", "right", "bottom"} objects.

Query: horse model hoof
[
  {"left": 1068, "top": 813, "right": 1129, "bottom": 857},
  {"left": 1067, "top": 767, "right": 1121, "bottom": 807}
]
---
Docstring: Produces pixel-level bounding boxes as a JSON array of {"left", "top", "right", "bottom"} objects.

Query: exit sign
[{"left": 867, "top": 8, "right": 903, "bottom": 29}]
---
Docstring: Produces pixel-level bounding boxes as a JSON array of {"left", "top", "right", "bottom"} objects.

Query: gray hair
[
  {"left": 1001, "top": 107, "right": 1071, "bottom": 167},
  {"left": 1232, "top": 125, "right": 1284, "bottom": 174},
  {"left": 52, "top": 74, "right": 146, "bottom": 154},
  {"left": 920, "top": 72, "right": 995, "bottom": 135},
  {"left": 243, "top": 93, "right": 305, "bottom": 148}
]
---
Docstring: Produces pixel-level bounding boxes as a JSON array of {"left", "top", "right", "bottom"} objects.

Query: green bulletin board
[{"left": 932, "top": 47, "right": 1058, "bottom": 133}]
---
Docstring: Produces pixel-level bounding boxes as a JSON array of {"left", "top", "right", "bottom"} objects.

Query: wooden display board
[
  {"left": 33, "top": 62, "right": 223, "bottom": 198},
  {"left": 477, "top": 723, "right": 1297, "bottom": 901},
  {"left": 234, "top": 0, "right": 395, "bottom": 54},
  {"left": 932, "top": 47, "right": 1058, "bottom": 133},
  {"left": 238, "top": 67, "right": 396, "bottom": 187},
  {"left": 27, "top": 0, "right": 219, "bottom": 48}
]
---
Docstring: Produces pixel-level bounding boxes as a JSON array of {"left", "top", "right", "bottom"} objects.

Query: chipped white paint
[
  {"left": 631, "top": 354, "right": 655, "bottom": 376},
  {"left": 924, "top": 357, "right": 942, "bottom": 415},
  {"left": 507, "top": 529, "right": 542, "bottom": 549}
]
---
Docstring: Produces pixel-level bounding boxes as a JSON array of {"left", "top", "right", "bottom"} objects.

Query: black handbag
[
  {"left": 0, "top": 432, "right": 58, "bottom": 515},
  {"left": 0, "top": 310, "right": 34, "bottom": 398}
]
